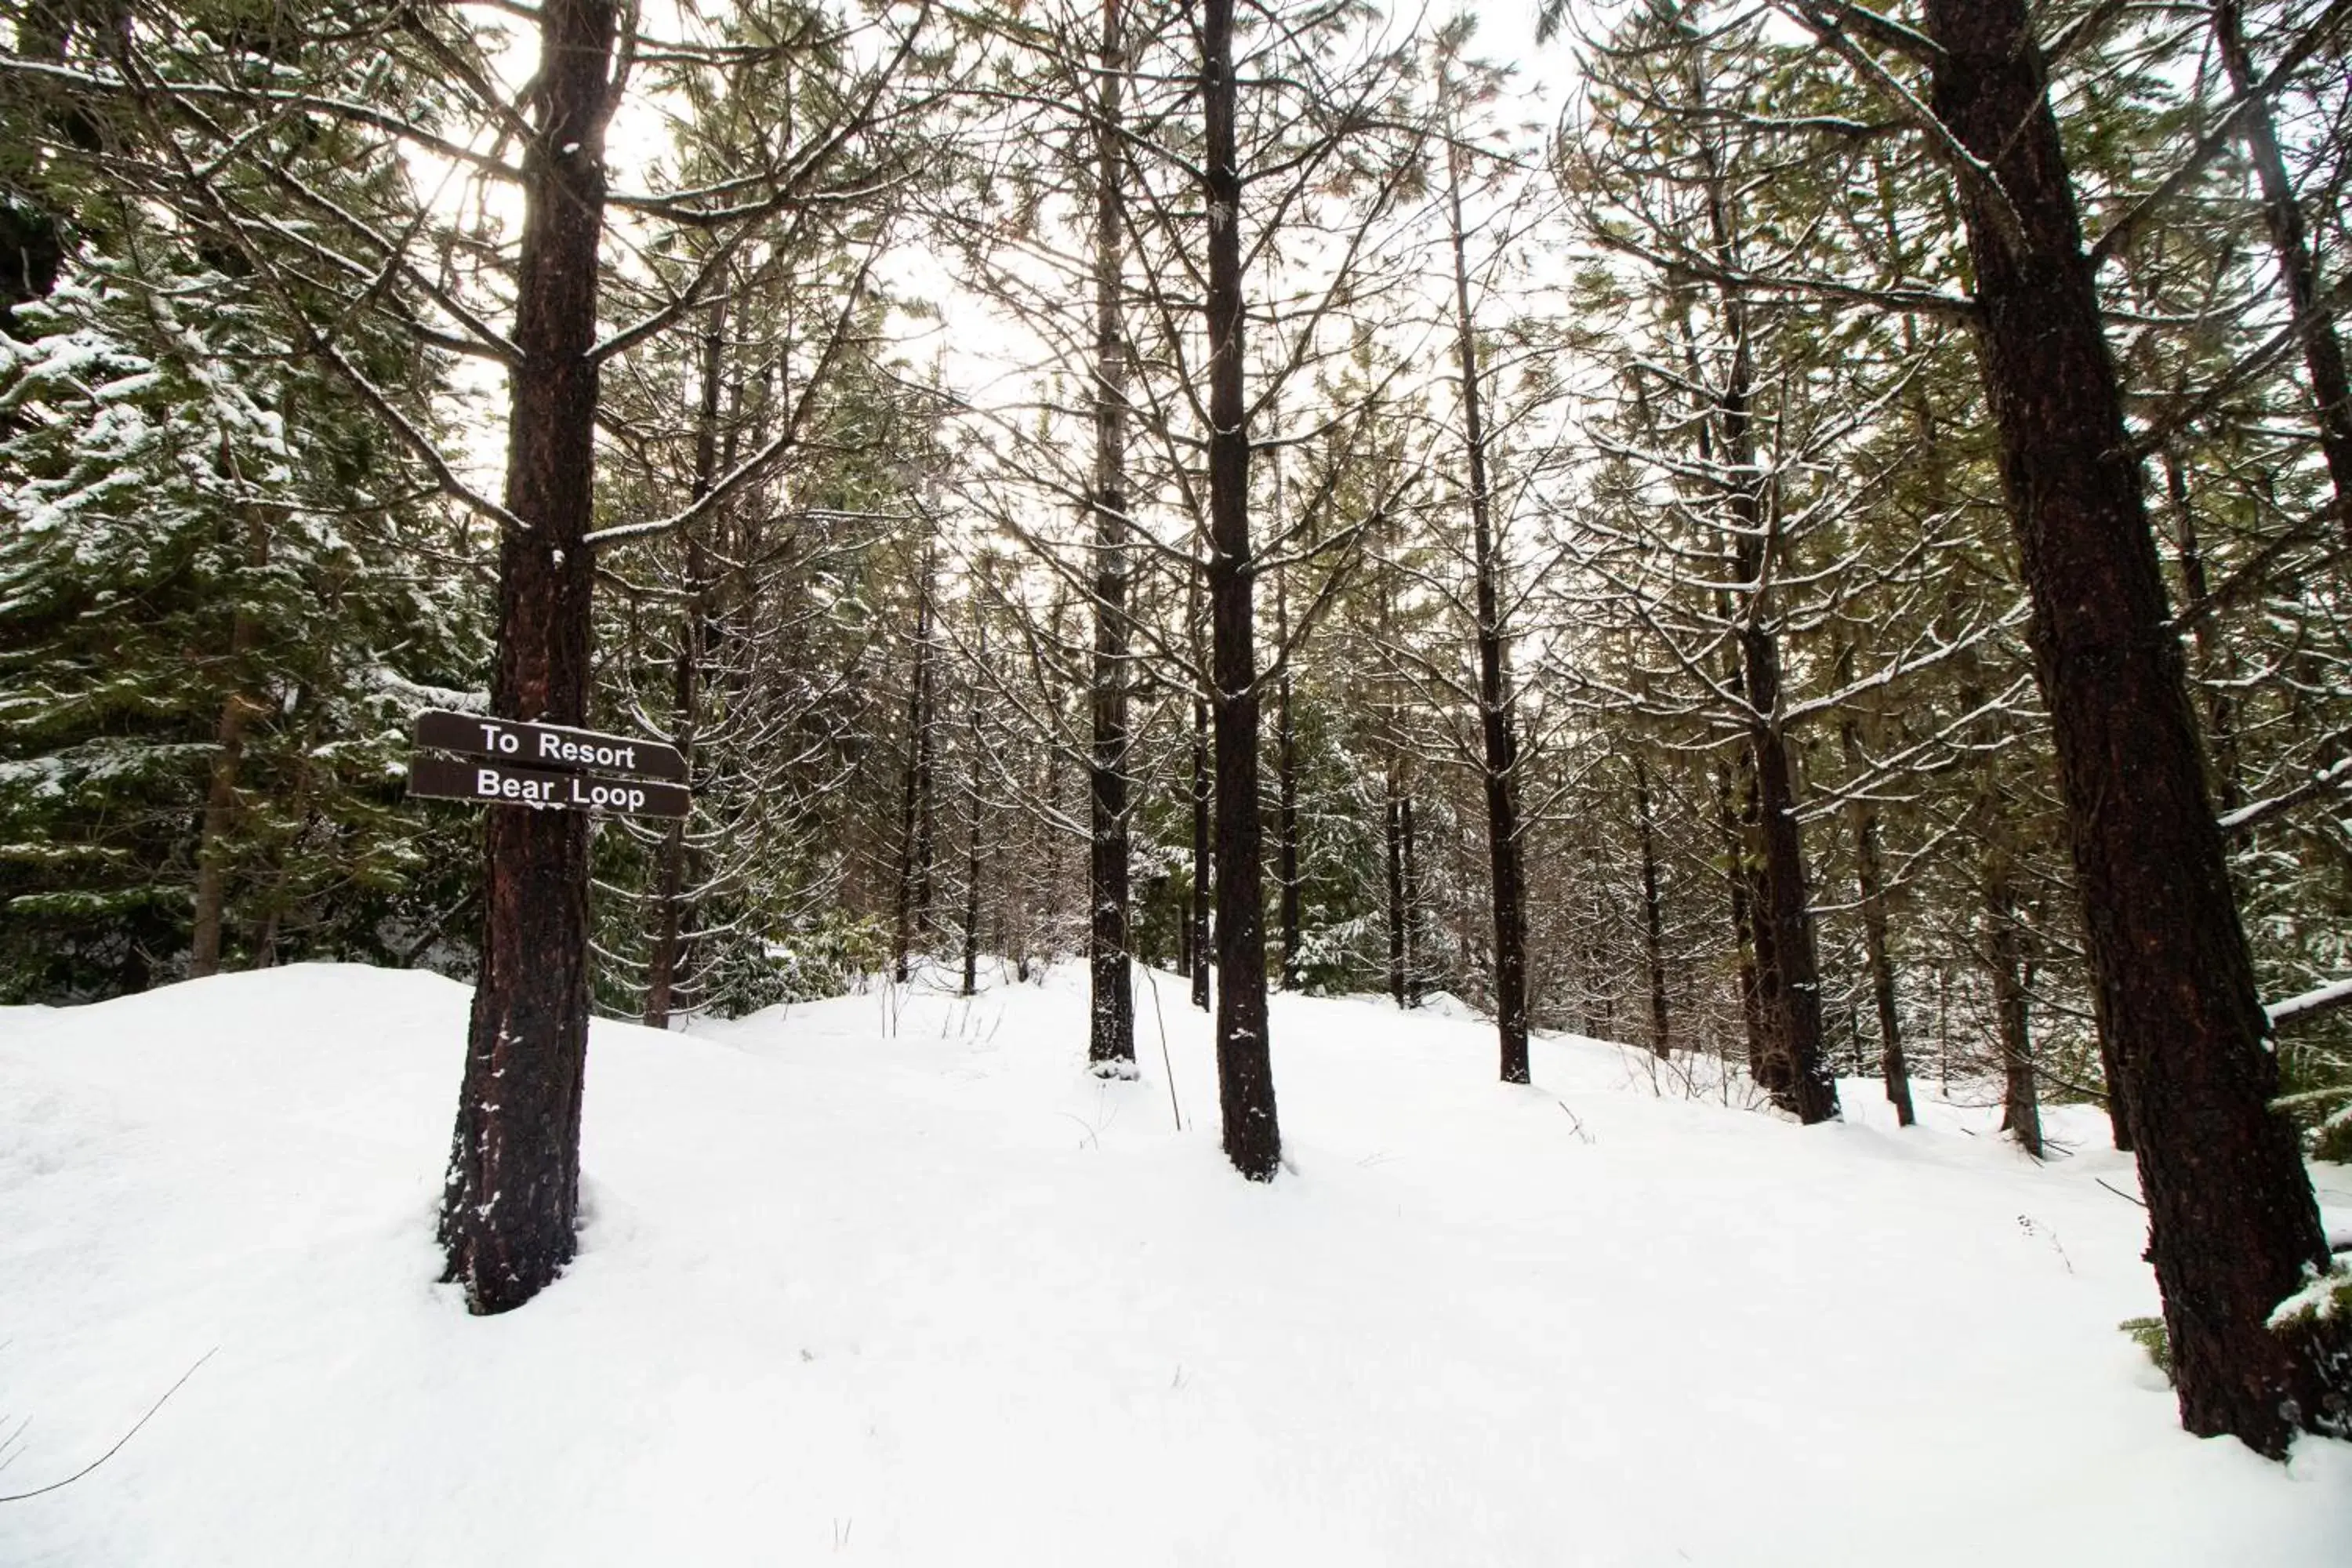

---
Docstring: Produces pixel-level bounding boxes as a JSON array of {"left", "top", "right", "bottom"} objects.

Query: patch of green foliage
[{"left": 2119, "top": 1316, "right": 2172, "bottom": 1383}]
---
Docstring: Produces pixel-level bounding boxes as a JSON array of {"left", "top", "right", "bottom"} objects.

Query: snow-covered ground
[{"left": 2, "top": 962, "right": 2346, "bottom": 1565}]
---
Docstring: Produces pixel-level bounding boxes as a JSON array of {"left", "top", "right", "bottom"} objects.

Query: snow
[{"left": 2, "top": 963, "right": 2347, "bottom": 1565}]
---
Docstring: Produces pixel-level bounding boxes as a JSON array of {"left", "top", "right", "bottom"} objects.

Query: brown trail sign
[
  {"left": 413, "top": 710, "right": 688, "bottom": 782},
  {"left": 409, "top": 753, "right": 691, "bottom": 818},
  {"left": 409, "top": 710, "right": 691, "bottom": 819}
]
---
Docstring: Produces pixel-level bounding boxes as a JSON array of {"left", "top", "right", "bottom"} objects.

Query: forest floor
[{"left": 2, "top": 960, "right": 2347, "bottom": 1564}]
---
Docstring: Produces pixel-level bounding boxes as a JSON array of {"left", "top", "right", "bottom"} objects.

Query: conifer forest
[{"left": 5, "top": 0, "right": 2352, "bottom": 1508}]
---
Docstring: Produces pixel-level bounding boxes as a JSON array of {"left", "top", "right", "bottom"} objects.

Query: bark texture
[
  {"left": 1203, "top": 0, "right": 1279, "bottom": 1180},
  {"left": 1446, "top": 139, "right": 1530, "bottom": 1085},
  {"left": 1086, "top": 0, "right": 1135, "bottom": 1067},
  {"left": 1189, "top": 572, "right": 1212, "bottom": 1014},
  {"left": 437, "top": 0, "right": 615, "bottom": 1316},
  {"left": 892, "top": 547, "right": 937, "bottom": 985},
  {"left": 644, "top": 299, "right": 725, "bottom": 1029},
  {"left": 1634, "top": 756, "right": 1671, "bottom": 1058},
  {"left": 1924, "top": 0, "right": 2344, "bottom": 1453},
  {"left": 1841, "top": 736, "right": 1912, "bottom": 1127}
]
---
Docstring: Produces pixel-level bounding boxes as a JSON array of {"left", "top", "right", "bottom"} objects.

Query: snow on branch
[
  {"left": 2266, "top": 976, "right": 2352, "bottom": 1029},
  {"left": 2218, "top": 753, "right": 2352, "bottom": 837}
]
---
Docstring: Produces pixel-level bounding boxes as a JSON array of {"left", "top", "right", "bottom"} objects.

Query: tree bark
[
  {"left": 1634, "top": 755, "right": 1671, "bottom": 1058},
  {"left": 1716, "top": 755, "right": 1771, "bottom": 1082},
  {"left": 1849, "top": 765, "right": 1913, "bottom": 1127},
  {"left": 1274, "top": 559, "right": 1301, "bottom": 990},
  {"left": 437, "top": 0, "right": 616, "bottom": 1316},
  {"left": 2163, "top": 450, "right": 2241, "bottom": 815},
  {"left": 1445, "top": 131, "right": 1530, "bottom": 1085},
  {"left": 1189, "top": 564, "right": 1212, "bottom": 1014},
  {"left": 1087, "top": 0, "right": 1135, "bottom": 1067},
  {"left": 1835, "top": 673, "right": 1912, "bottom": 1126},
  {"left": 1202, "top": 0, "right": 1279, "bottom": 1180},
  {"left": 190, "top": 487, "right": 273, "bottom": 979},
  {"left": 892, "top": 545, "right": 936, "bottom": 985},
  {"left": 1385, "top": 763, "right": 1408, "bottom": 1007},
  {"left": 189, "top": 615, "right": 258, "bottom": 979},
  {"left": 1745, "top": 696, "right": 1835, "bottom": 1123},
  {"left": 1984, "top": 832, "right": 2042, "bottom": 1159},
  {"left": 963, "top": 616, "right": 984, "bottom": 1000},
  {"left": 1922, "top": 0, "right": 2343, "bottom": 1454},
  {"left": 644, "top": 296, "right": 726, "bottom": 1030},
  {"left": 1399, "top": 792, "right": 1422, "bottom": 1006}
]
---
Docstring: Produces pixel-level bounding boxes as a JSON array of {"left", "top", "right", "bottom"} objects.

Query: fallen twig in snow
[
  {"left": 1141, "top": 964, "right": 1183, "bottom": 1131},
  {"left": 0, "top": 1348, "right": 216, "bottom": 1504}
]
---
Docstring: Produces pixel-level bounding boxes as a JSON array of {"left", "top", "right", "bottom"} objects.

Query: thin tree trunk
[
  {"left": 1852, "top": 786, "right": 1913, "bottom": 1128},
  {"left": 2164, "top": 450, "right": 2241, "bottom": 814},
  {"left": 1975, "top": 760, "right": 2042, "bottom": 1158},
  {"left": 1724, "top": 405, "right": 1835, "bottom": 1123},
  {"left": 962, "top": 618, "right": 984, "bottom": 999},
  {"left": 1087, "top": 0, "right": 1135, "bottom": 1066},
  {"left": 892, "top": 546, "right": 936, "bottom": 985},
  {"left": 1922, "top": 0, "right": 2343, "bottom": 1454},
  {"left": 1836, "top": 677, "right": 1912, "bottom": 1126},
  {"left": 1987, "top": 862, "right": 2042, "bottom": 1160},
  {"left": 1274, "top": 561, "right": 1301, "bottom": 990},
  {"left": 437, "top": 0, "right": 616, "bottom": 1316},
  {"left": 2213, "top": 0, "right": 2352, "bottom": 548},
  {"left": 1400, "top": 792, "right": 1422, "bottom": 1006},
  {"left": 1385, "top": 764, "right": 1408, "bottom": 1007},
  {"left": 190, "top": 491, "right": 271, "bottom": 979},
  {"left": 1445, "top": 126, "right": 1530, "bottom": 1085},
  {"left": 1685, "top": 42, "right": 1835, "bottom": 1122},
  {"left": 1189, "top": 563, "right": 1212, "bottom": 1014},
  {"left": 1716, "top": 756, "right": 1770, "bottom": 1082},
  {"left": 644, "top": 296, "right": 726, "bottom": 1030},
  {"left": 189, "top": 613, "right": 258, "bottom": 979},
  {"left": 1202, "top": 0, "right": 1278, "bottom": 1180},
  {"left": 1634, "top": 754, "right": 1671, "bottom": 1058}
]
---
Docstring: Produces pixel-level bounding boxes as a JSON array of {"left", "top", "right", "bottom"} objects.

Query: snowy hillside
[{"left": 2, "top": 964, "right": 2346, "bottom": 1566}]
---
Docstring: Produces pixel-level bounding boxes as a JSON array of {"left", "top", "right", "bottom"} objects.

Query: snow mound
[{"left": 2, "top": 963, "right": 2345, "bottom": 1566}]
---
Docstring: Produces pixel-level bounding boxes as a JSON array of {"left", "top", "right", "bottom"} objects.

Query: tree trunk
[
  {"left": 1984, "top": 836, "right": 2042, "bottom": 1159},
  {"left": 2163, "top": 450, "right": 2241, "bottom": 814},
  {"left": 1853, "top": 788, "right": 1913, "bottom": 1127},
  {"left": 1087, "top": 0, "right": 1135, "bottom": 1066},
  {"left": 644, "top": 296, "right": 726, "bottom": 1030},
  {"left": 1679, "top": 42, "right": 1828, "bottom": 1118},
  {"left": 1837, "top": 691, "right": 1912, "bottom": 1126},
  {"left": 190, "top": 494, "right": 271, "bottom": 979},
  {"left": 961, "top": 610, "right": 988, "bottom": 999},
  {"left": 1189, "top": 556, "right": 1212, "bottom": 1014},
  {"left": 1385, "top": 763, "right": 1408, "bottom": 1008},
  {"left": 1400, "top": 792, "right": 1422, "bottom": 1006},
  {"left": 1274, "top": 561, "right": 1301, "bottom": 991},
  {"left": 892, "top": 546, "right": 936, "bottom": 985},
  {"left": 1922, "top": 0, "right": 2343, "bottom": 1454},
  {"left": 1202, "top": 0, "right": 1278, "bottom": 1181},
  {"left": 2212, "top": 0, "right": 2352, "bottom": 548},
  {"left": 1746, "top": 700, "right": 1835, "bottom": 1123},
  {"left": 1634, "top": 755, "right": 1671, "bottom": 1057},
  {"left": 189, "top": 613, "right": 258, "bottom": 979},
  {"left": 437, "top": 0, "right": 616, "bottom": 1317},
  {"left": 1446, "top": 132, "right": 1530, "bottom": 1086},
  {"left": 1716, "top": 756, "right": 1771, "bottom": 1082}
]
